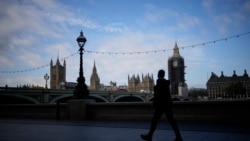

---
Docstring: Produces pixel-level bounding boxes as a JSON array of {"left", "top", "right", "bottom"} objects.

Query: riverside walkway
[{"left": 0, "top": 119, "right": 250, "bottom": 141}]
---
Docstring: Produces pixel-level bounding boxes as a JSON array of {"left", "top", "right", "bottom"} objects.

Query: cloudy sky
[{"left": 0, "top": 0, "right": 250, "bottom": 88}]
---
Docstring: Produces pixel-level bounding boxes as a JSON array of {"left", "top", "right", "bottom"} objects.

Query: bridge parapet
[{"left": 0, "top": 89, "right": 154, "bottom": 104}]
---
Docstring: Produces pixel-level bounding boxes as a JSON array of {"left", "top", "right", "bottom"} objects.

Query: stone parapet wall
[
  {"left": 87, "top": 100, "right": 250, "bottom": 123},
  {"left": 0, "top": 103, "right": 68, "bottom": 119},
  {"left": 0, "top": 100, "right": 250, "bottom": 123}
]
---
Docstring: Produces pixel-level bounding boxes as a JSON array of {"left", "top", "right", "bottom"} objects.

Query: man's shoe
[{"left": 141, "top": 134, "right": 152, "bottom": 141}]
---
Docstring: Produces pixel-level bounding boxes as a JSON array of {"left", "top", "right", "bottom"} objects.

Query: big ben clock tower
[{"left": 168, "top": 42, "right": 187, "bottom": 96}]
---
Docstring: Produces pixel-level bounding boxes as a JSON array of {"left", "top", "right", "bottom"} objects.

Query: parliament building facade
[
  {"left": 127, "top": 74, "right": 154, "bottom": 93},
  {"left": 50, "top": 58, "right": 66, "bottom": 89},
  {"left": 206, "top": 70, "right": 250, "bottom": 99}
]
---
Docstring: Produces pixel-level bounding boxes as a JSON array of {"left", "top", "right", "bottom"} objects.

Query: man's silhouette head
[{"left": 158, "top": 69, "right": 165, "bottom": 78}]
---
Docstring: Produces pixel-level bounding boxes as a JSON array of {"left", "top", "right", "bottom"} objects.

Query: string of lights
[
  {"left": 1, "top": 32, "right": 249, "bottom": 74},
  {"left": 84, "top": 31, "right": 250, "bottom": 55},
  {"left": 0, "top": 51, "right": 79, "bottom": 74}
]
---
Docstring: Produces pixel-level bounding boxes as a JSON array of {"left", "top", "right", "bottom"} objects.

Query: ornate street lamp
[
  {"left": 44, "top": 73, "right": 49, "bottom": 89},
  {"left": 73, "top": 30, "right": 89, "bottom": 99}
]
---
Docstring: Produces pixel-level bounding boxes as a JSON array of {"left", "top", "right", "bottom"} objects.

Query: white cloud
[
  {"left": 102, "top": 22, "right": 127, "bottom": 32},
  {"left": 144, "top": 3, "right": 172, "bottom": 22},
  {"left": 202, "top": 0, "right": 213, "bottom": 9},
  {"left": 202, "top": 0, "right": 250, "bottom": 34},
  {"left": 243, "top": 1, "right": 250, "bottom": 11},
  {"left": 144, "top": 3, "right": 201, "bottom": 31},
  {"left": 177, "top": 15, "right": 201, "bottom": 30}
]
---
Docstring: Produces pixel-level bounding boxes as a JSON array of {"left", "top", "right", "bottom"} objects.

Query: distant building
[
  {"left": 206, "top": 70, "right": 250, "bottom": 99},
  {"left": 61, "top": 82, "right": 77, "bottom": 89},
  {"left": 50, "top": 58, "right": 66, "bottom": 89},
  {"left": 90, "top": 61, "right": 101, "bottom": 90},
  {"left": 168, "top": 42, "right": 188, "bottom": 97},
  {"left": 128, "top": 73, "right": 154, "bottom": 93}
]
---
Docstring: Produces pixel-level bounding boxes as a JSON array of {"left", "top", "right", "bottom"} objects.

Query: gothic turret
[
  {"left": 50, "top": 57, "right": 66, "bottom": 89},
  {"left": 90, "top": 61, "right": 100, "bottom": 90}
]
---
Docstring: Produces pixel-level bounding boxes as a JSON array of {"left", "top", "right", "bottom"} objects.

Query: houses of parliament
[{"left": 50, "top": 43, "right": 188, "bottom": 96}]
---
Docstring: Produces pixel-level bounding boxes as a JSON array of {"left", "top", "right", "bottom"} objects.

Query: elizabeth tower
[{"left": 168, "top": 42, "right": 186, "bottom": 95}]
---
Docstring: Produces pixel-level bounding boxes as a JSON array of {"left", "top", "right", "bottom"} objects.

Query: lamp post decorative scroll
[
  {"left": 44, "top": 73, "right": 49, "bottom": 89},
  {"left": 73, "top": 30, "right": 89, "bottom": 99}
]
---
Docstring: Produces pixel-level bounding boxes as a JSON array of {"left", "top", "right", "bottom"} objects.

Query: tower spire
[
  {"left": 90, "top": 60, "right": 100, "bottom": 90},
  {"left": 56, "top": 48, "right": 60, "bottom": 64},
  {"left": 93, "top": 60, "right": 97, "bottom": 73},
  {"left": 173, "top": 42, "right": 180, "bottom": 57},
  {"left": 57, "top": 48, "right": 59, "bottom": 59}
]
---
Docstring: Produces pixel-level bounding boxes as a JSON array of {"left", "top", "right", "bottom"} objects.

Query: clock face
[{"left": 173, "top": 60, "right": 178, "bottom": 67}]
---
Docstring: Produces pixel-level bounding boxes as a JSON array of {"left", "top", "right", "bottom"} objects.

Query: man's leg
[
  {"left": 165, "top": 109, "right": 183, "bottom": 141},
  {"left": 148, "top": 108, "right": 163, "bottom": 137},
  {"left": 141, "top": 108, "right": 163, "bottom": 141}
]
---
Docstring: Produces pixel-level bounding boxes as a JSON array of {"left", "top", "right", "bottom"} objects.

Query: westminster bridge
[
  {"left": 1, "top": 87, "right": 250, "bottom": 124},
  {"left": 0, "top": 88, "right": 161, "bottom": 104},
  {"left": 0, "top": 88, "right": 187, "bottom": 104}
]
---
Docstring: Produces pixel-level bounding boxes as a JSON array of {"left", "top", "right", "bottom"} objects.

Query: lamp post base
[
  {"left": 73, "top": 76, "right": 89, "bottom": 99},
  {"left": 67, "top": 99, "right": 95, "bottom": 120}
]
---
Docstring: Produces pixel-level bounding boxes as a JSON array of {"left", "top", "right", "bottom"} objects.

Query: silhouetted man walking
[{"left": 141, "top": 69, "right": 183, "bottom": 141}]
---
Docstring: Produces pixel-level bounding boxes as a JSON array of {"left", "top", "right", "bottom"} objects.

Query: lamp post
[
  {"left": 44, "top": 73, "right": 49, "bottom": 89},
  {"left": 73, "top": 30, "right": 89, "bottom": 99}
]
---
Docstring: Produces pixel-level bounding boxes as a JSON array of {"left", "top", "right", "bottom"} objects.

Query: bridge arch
[
  {"left": 50, "top": 95, "right": 72, "bottom": 103},
  {"left": 114, "top": 95, "right": 144, "bottom": 102},
  {"left": 172, "top": 97, "right": 181, "bottom": 101},
  {"left": 50, "top": 94, "right": 109, "bottom": 103},
  {"left": 89, "top": 95, "right": 109, "bottom": 102},
  {"left": 0, "top": 94, "right": 40, "bottom": 104},
  {"left": 148, "top": 96, "right": 154, "bottom": 102}
]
